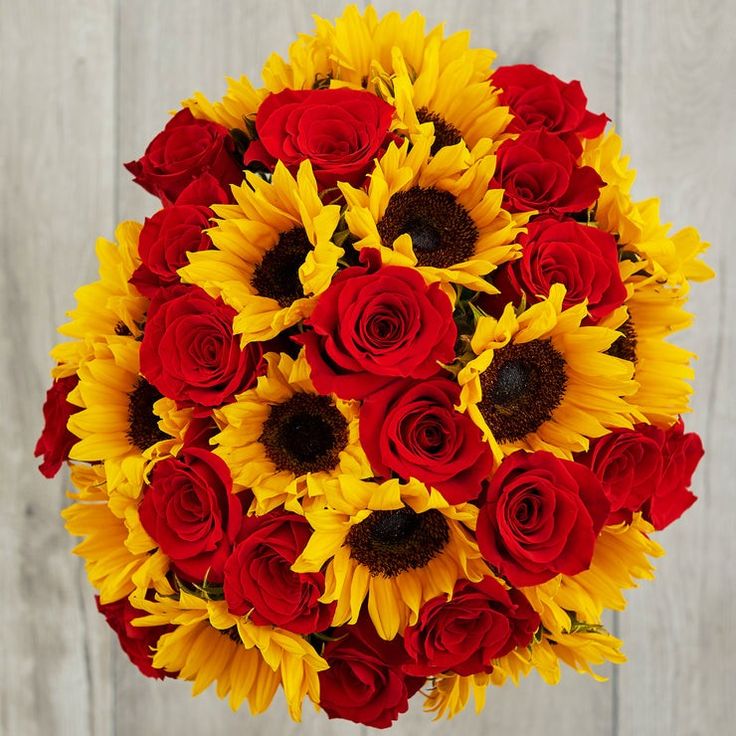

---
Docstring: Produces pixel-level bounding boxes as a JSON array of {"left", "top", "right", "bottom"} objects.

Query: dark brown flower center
[
  {"left": 478, "top": 339, "right": 567, "bottom": 443},
  {"left": 345, "top": 506, "right": 450, "bottom": 578},
  {"left": 377, "top": 186, "right": 478, "bottom": 269},
  {"left": 250, "top": 227, "right": 311, "bottom": 307},
  {"left": 259, "top": 392, "right": 348, "bottom": 475},
  {"left": 114, "top": 321, "right": 132, "bottom": 336},
  {"left": 416, "top": 107, "right": 463, "bottom": 155},
  {"left": 606, "top": 318, "right": 638, "bottom": 364},
  {"left": 127, "top": 378, "right": 168, "bottom": 451}
]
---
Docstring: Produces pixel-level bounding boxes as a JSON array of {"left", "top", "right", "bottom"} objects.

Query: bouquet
[{"left": 35, "top": 5, "right": 714, "bottom": 728}]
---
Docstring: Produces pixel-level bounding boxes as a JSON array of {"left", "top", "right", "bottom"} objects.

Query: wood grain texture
[
  {"left": 0, "top": 3, "right": 117, "bottom": 736},
  {"left": 616, "top": 2, "right": 736, "bottom": 734},
  {"left": 1, "top": 1, "right": 732, "bottom": 734}
]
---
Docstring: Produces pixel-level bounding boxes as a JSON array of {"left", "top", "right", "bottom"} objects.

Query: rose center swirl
[
  {"left": 127, "top": 377, "right": 167, "bottom": 451},
  {"left": 478, "top": 338, "right": 567, "bottom": 443},
  {"left": 259, "top": 392, "right": 349, "bottom": 475},
  {"left": 345, "top": 506, "right": 450, "bottom": 578},
  {"left": 251, "top": 227, "right": 312, "bottom": 308},
  {"left": 415, "top": 107, "right": 463, "bottom": 155},
  {"left": 377, "top": 186, "right": 478, "bottom": 269}
]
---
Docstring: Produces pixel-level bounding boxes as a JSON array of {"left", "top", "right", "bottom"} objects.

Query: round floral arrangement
[{"left": 36, "top": 5, "right": 713, "bottom": 728}]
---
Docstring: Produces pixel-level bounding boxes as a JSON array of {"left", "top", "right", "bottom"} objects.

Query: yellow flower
[
  {"left": 311, "top": 5, "right": 494, "bottom": 93},
  {"left": 65, "top": 337, "right": 189, "bottom": 491},
  {"left": 62, "top": 463, "right": 172, "bottom": 603},
  {"left": 423, "top": 672, "right": 491, "bottom": 720},
  {"left": 292, "top": 476, "right": 486, "bottom": 640},
  {"left": 52, "top": 221, "right": 146, "bottom": 378},
  {"left": 602, "top": 283, "right": 695, "bottom": 424},
  {"left": 458, "top": 284, "right": 643, "bottom": 463},
  {"left": 179, "top": 161, "right": 342, "bottom": 345},
  {"left": 582, "top": 130, "right": 713, "bottom": 290},
  {"left": 131, "top": 591, "right": 327, "bottom": 720},
  {"left": 212, "top": 351, "right": 370, "bottom": 515},
  {"left": 340, "top": 131, "right": 529, "bottom": 294}
]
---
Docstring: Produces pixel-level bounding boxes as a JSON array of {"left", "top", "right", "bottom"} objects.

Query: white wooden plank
[
  {"left": 367, "top": 1, "right": 618, "bottom": 734},
  {"left": 0, "top": 2, "right": 117, "bottom": 736},
  {"left": 114, "top": 2, "right": 363, "bottom": 734},
  {"left": 618, "top": 1, "right": 736, "bottom": 734}
]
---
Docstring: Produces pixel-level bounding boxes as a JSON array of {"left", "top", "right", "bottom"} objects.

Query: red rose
[
  {"left": 360, "top": 378, "right": 492, "bottom": 503},
  {"left": 244, "top": 88, "right": 395, "bottom": 188},
  {"left": 131, "top": 174, "right": 229, "bottom": 296},
  {"left": 96, "top": 596, "right": 176, "bottom": 679},
  {"left": 485, "top": 217, "right": 627, "bottom": 322},
  {"left": 493, "top": 64, "right": 608, "bottom": 144},
  {"left": 140, "top": 286, "right": 262, "bottom": 409},
  {"left": 223, "top": 512, "right": 334, "bottom": 634},
  {"left": 477, "top": 451, "right": 609, "bottom": 586},
  {"left": 580, "top": 421, "right": 702, "bottom": 529},
  {"left": 403, "top": 576, "right": 539, "bottom": 677},
  {"left": 34, "top": 375, "right": 80, "bottom": 478},
  {"left": 492, "top": 130, "right": 603, "bottom": 214},
  {"left": 644, "top": 419, "right": 702, "bottom": 530},
  {"left": 125, "top": 108, "right": 243, "bottom": 204},
  {"left": 299, "top": 249, "right": 456, "bottom": 400},
  {"left": 579, "top": 426, "right": 664, "bottom": 524},
  {"left": 138, "top": 448, "right": 243, "bottom": 583},
  {"left": 319, "top": 618, "right": 424, "bottom": 728}
]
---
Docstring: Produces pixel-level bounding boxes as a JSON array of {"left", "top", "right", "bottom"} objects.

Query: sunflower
[
  {"left": 179, "top": 160, "right": 342, "bottom": 345},
  {"left": 340, "top": 130, "right": 529, "bottom": 294},
  {"left": 66, "top": 336, "right": 189, "bottom": 480},
  {"left": 292, "top": 475, "right": 486, "bottom": 640},
  {"left": 457, "top": 284, "right": 643, "bottom": 463},
  {"left": 582, "top": 131, "right": 713, "bottom": 290},
  {"left": 63, "top": 463, "right": 173, "bottom": 603},
  {"left": 310, "top": 5, "right": 494, "bottom": 93},
  {"left": 52, "top": 220, "right": 147, "bottom": 377},
  {"left": 424, "top": 672, "right": 491, "bottom": 720},
  {"left": 212, "top": 351, "right": 370, "bottom": 515},
  {"left": 131, "top": 591, "right": 326, "bottom": 720},
  {"left": 601, "top": 282, "right": 695, "bottom": 425},
  {"left": 384, "top": 47, "right": 510, "bottom": 154}
]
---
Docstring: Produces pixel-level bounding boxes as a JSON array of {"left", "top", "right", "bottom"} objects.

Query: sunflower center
[
  {"left": 127, "top": 378, "right": 167, "bottom": 451},
  {"left": 478, "top": 339, "right": 567, "bottom": 443},
  {"left": 251, "top": 227, "right": 311, "bottom": 308},
  {"left": 259, "top": 392, "right": 348, "bottom": 475},
  {"left": 606, "top": 318, "right": 638, "bottom": 364},
  {"left": 345, "top": 507, "right": 450, "bottom": 578},
  {"left": 416, "top": 107, "right": 463, "bottom": 155},
  {"left": 114, "top": 321, "right": 132, "bottom": 336},
  {"left": 377, "top": 187, "right": 478, "bottom": 269}
]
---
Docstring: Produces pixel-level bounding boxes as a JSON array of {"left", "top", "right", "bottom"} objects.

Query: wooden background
[{"left": 2, "top": 1, "right": 734, "bottom": 734}]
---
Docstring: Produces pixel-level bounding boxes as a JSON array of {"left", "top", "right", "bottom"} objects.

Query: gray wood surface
[{"left": 1, "top": 1, "right": 733, "bottom": 734}]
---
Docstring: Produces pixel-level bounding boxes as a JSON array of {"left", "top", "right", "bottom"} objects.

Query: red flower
[
  {"left": 244, "top": 88, "right": 395, "bottom": 188},
  {"left": 492, "top": 130, "right": 603, "bottom": 214},
  {"left": 125, "top": 108, "right": 243, "bottom": 204},
  {"left": 140, "top": 286, "right": 262, "bottom": 410},
  {"left": 138, "top": 448, "right": 243, "bottom": 583},
  {"left": 403, "top": 576, "right": 539, "bottom": 677},
  {"left": 476, "top": 451, "right": 609, "bottom": 586},
  {"left": 223, "top": 512, "right": 334, "bottom": 634},
  {"left": 96, "top": 596, "right": 176, "bottom": 680},
  {"left": 34, "top": 375, "right": 80, "bottom": 478},
  {"left": 131, "top": 174, "right": 229, "bottom": 296},
  {"left": 579, "top": 425, "right": 664, "bottom": 524},
  {"left": 493, "top": 64, "right": 608, "bottom": 144},
  {"left": 360, "top": 377, "right": 492, "bottom": 503},
  {"left": 485, "top": 217, "right": 627, "bottom": 322},
  {"left": 582, "top": 420, "right": 702, "bottom": 530},
  {"left": 319, "top": 618, "right": 424, "bottom": 729},
  {"left": 644, "top": 419, "right": 702, "bottom": 530},
  {"left": 299, "top": 249, "right": 456, "bottom": 400}
]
